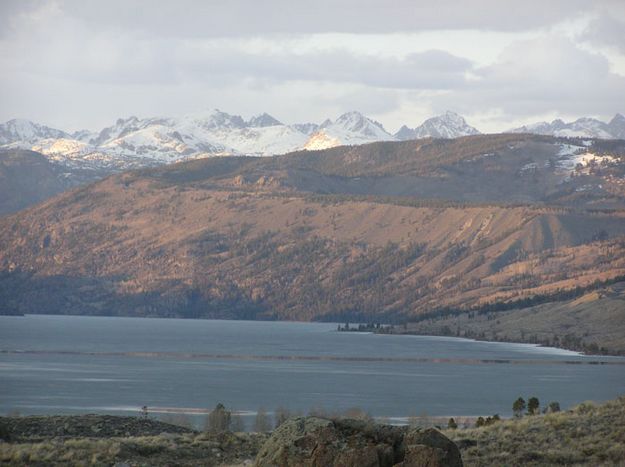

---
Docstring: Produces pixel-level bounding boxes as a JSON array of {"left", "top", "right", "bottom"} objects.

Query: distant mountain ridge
[
  {"left": 1, "top": 111, "right": 623, "bottom": 175},
  {"left": 511, "top": 114, "right": 625, "bottom": 139},
  {"left": 0, "top": 109, "right": 487, "bottom": 168}
]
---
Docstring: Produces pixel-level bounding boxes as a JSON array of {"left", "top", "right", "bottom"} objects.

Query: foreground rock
[{"left": 255, "top": 416, "right": 462, "bottom": 467}]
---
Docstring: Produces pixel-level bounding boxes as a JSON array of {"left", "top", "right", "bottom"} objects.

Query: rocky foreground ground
[
  {"left": 1, "top": 397, "right": 624, "bottom": 466},
  {"left": 0, "top": 414, "right": 461, "bottom": 466}
]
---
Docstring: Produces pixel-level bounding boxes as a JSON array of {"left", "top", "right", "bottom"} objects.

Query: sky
[{"left": 0, "top": 0, "right": 624, "bottom": 133}]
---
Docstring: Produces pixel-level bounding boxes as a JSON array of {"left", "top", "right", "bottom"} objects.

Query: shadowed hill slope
[
  {"left": 145, "top": 134, "right": 625, "bottom": 208},
  {"left": 1, "top": 171, "right": 625, "bottom": 323},
  {"left": 0, "top": 150, "right": 69, "bottom": 216}
]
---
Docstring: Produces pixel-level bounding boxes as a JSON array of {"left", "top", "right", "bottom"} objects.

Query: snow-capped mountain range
[
  {"left": 0, "top": 110, "right": 468, "bottom": 172},
  {"left": 511, "top": 114, "right": 625, "bottom": 139},
  {"left": 1, "top": 110, "right": 623, "bottom": 174}
]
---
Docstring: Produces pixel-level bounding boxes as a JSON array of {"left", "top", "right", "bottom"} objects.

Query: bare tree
[
  {"left": 254, "top": 408, "right": 271, "bottom": 433},
  {"left": 206, "top": 403, "right": 231, "bottom": 433},
  {"left": 230, "top": 413, "right": 245, "bottom": 432}
]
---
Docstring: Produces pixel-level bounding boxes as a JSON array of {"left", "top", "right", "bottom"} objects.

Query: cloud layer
[{"left": 0, "top": 0, "right": 624, "bottom": 132}]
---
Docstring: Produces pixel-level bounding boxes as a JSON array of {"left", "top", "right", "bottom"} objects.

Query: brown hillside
[
  {"left": 1, "top": 166, "right": 625, "bottom": 322},
  {"left": 389, "top": 282, "right": 625, "bottom": 354}
]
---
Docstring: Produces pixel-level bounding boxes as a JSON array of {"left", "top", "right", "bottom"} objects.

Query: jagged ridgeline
[{"left": 1, "top": 134, "right": 625, "bottom": 325}]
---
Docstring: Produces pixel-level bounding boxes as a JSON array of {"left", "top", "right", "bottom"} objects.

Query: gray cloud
[
  {"left": 1, "top": 0, "right": 612, "bottom": 39},
  {"left": 433, "top": 36, "right": 625, "bottom": 122},
  {"left": 2, "top": 11, "right": 472, "bottom": 90},
  {"left": 0, "top": 1, "right": 624, "bottom": 133},
  {"left": 581, "top": 15, "right": 625, "bottom": 53},
  {"left": 178, "top": 49, "right": 473, "bottom": 90}
]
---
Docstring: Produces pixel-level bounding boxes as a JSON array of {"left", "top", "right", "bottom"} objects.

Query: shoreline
[
  {"left": 2, "top": 312, "right": 623, "bottom": 357},
  {"left": 339, "top": 323, "right": 624, "bottom": 357},
  {"left": 385, "top": 330, "right": 623, "bottom": 357}
]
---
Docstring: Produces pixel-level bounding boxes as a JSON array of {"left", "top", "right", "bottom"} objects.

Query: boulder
[
  {"left": 398, "top": 428, "right": 463, "bottom": 467},
  {"left": 254, "top": 417, "right": 462, "bottom": 467}
]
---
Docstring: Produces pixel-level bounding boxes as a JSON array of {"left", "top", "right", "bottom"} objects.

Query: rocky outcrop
[{"left": 254, "top": 416, "right": 462, "bottom": 467}]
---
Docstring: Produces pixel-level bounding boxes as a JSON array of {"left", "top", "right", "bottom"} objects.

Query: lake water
[{"left": 1, "top": 315, "right": 624, "bottom": 429}]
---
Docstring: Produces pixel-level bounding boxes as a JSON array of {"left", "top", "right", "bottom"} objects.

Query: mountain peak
[
  {"left": 186, "top": 109, "right": 246, "bottom": 129},
  {"left": 608, "top": 113, "right": 625, "bottom": 138},
  {"left": 247, "top": 113, "right": 282, "bottom": 128},
  {"left": 439, "top": 111, "right": 472, "bottom": 127},
  {"left": 511, "top": 115, "right": 616, "bottom": 138},
  {"left": 115, "top": 116, "right": 139, "bottom": 126},
  {"left": 397, "top": 112, "right": 480, "bottom": 140},
  {"left": 334, "top": 111, "right": 386, "bottom": 134},
  {"left": 291, "top": 122, "right": 320, "bottom": 136},
  {"left": 0, "top": 119, "right": 68, "bottom": 145},
  {"left": 335, "top": 111, "right": 366, "bottom": 125},
  {"left": 610, "top": 113, "right": 625, "bottom": 124},
  {"left": 394, "top": 125, "right": 417, "bottom": 140},
  {"left": 303, "top": 111, "right": 393, "bottom": 150}
]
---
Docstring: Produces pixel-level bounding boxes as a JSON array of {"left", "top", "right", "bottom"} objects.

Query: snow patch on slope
[{"left": 556, "top": 143, "right": 617, "bottom": 170}]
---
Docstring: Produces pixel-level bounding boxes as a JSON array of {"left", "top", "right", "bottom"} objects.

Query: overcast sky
[{"left": 1, "top": 0, "right": 624, "bottom": 133}]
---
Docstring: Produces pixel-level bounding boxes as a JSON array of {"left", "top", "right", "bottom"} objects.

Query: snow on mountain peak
[
  {"left": 0, "top": 119, "right": 68, "bottom": 145},
  {"left": 4, "top": 109, "right": 623, "bottom": 172},
  {"left": 185, "top": 109, "right": 246, "bottom": 130},
  {"left": 291, "top": 123, "right": 320, "bottom": 136},
  {"left": 334, "top": 111, "right": 386, "bottom": 135},
  {"left": 511, "top": 115, "right": 619, "bottom": 139},
  {"left": 395, "top": 111, "right": 480, "bottom": 140},
  {"left": 319, "top": 118, "right": 333, "bottom": 129},
  {"left": 608, "top": 113, "right": 625, "bottom": 139},
  {"left": 247, "top": 113, "right": 282, "bottom": 128},
  {"left": 303, "top": 111, "right": 394, "bottom": 150}
]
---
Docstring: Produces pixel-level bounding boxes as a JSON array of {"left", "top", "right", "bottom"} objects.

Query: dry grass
[
  {"left": 401, "top": 282, "right": 625, "bottom": 354},
  {"left": 445, "top": 397, "right": 625, "bottom": 466},
  {"left": 1, "top": 398, "right": 624, "bottom": 465},
  {"left": 0, "top": 431, "right": 267, "bottom": 466}
]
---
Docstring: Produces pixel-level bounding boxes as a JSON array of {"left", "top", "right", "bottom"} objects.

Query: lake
[{"left": 1, "top": 315, "right": 624, "bottom": 429}]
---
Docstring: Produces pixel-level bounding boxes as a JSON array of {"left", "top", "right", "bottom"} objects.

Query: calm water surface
[{"left": 1, "top": 315, "right": 624, "bottom": 427}]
